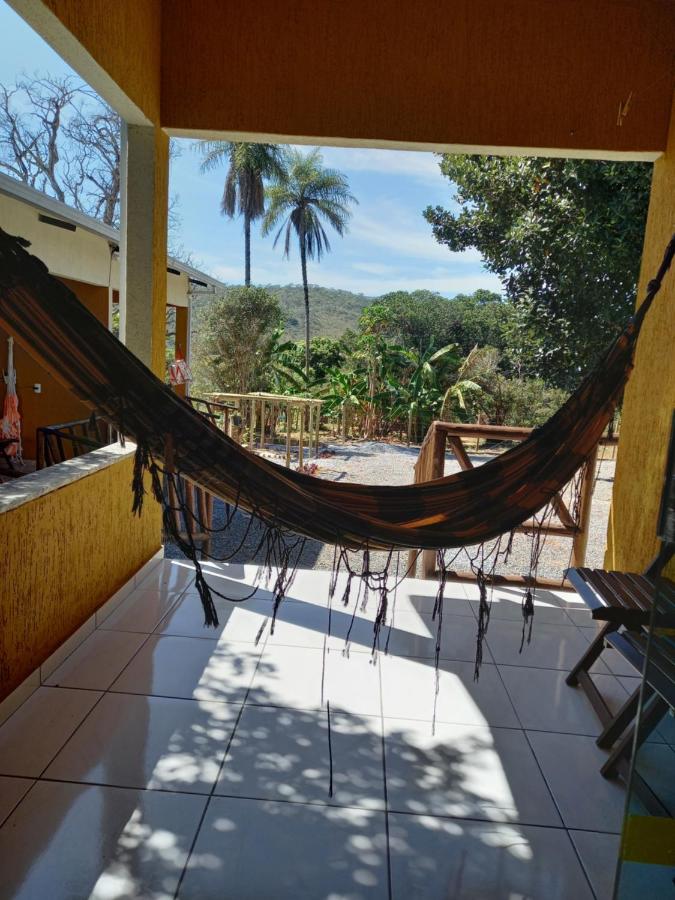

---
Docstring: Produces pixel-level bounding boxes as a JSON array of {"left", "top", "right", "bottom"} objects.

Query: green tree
[
  {"left": 193, "top": 286, "right": 283, "bottom": 393},
  {"left": 263, "top": 148, "right": 357, "bottom": 375},
  {"left": 275, "top": 336, "right": 347, "bottom": 384},
  {"left": 424, "top": 156, "right": 651, "bottom": 388},
  {"left": 361, "top": 289, "right": 513, "bottom": 359},
  {"left": 197, "top": 141, "right": 285, "bottom": 286}
]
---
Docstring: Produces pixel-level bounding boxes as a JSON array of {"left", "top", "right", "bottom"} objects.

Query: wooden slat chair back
[{"left": 35, "top": 417, "right": 109, "bottom": 469}]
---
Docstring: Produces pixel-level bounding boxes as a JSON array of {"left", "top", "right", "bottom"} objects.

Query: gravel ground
[{"left": 166, "top": 439, "right": 615, "bottom": 583}]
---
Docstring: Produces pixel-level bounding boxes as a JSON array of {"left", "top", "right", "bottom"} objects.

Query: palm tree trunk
[
  {"left": 300, "top": 242, "right": 310, "bottom": 377},
  {"left": 244, "top": 213, "right": 251, "bottom": 286}
]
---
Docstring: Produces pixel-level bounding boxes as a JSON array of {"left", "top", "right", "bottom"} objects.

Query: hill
[
  {"left": 266, "top": 284, "right": 373, "bottom": 339},
  {"left": 191, "top": 284, "right": 374, "bottom": 340}
]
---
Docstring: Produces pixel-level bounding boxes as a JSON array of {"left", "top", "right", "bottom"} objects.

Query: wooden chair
[
  {"left": 0, "top": 437, "right": 20, "bottom": 477},
  {"left": 566, "top": 413, "right": 675, "bottom": 811},
  {"left": 35, "top": 417, "right": 108, "bottom": 469}
]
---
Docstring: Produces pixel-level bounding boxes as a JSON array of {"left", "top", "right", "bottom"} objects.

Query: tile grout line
[
  {"left": 172, "top": 622, "right": 273, "bottom": 899},
  {"left": 377, "top": 648, "right": 394, "bottom": 900},
  {"left": 0, "top": 568, "right": 196, "bottom": 828},
  {"left": 492, "top": 657, "right": 600, "bottom": 900}
]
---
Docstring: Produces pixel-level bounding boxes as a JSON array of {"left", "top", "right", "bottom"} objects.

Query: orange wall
[
  {"left": 0, "top": 278, "right": 108, "bottom": 459},
  {"left": 161, "top": 0, "right": 675, "bottom": 155}
]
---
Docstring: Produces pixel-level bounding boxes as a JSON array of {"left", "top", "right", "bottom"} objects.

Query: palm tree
[
  {"left": 197, "top": 141, "right": 285, "bottom": 286},
  {"left": 262, "top": 148, "right": 356, "bottom": 375}
]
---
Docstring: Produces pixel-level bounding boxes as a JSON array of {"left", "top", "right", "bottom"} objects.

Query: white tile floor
[{"left": 0, "top": 559, "right": 634, "bottom": 899}]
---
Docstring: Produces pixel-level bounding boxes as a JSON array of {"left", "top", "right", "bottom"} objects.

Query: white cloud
[
  {"left": 352, "top": 261, "right": 397, "bottom": 276},
  {"left": 317, "top": 147, "right": 443, "bottom": 185},
  {"left": 350, "top": 208, "right": 480, "bottom": 266}
]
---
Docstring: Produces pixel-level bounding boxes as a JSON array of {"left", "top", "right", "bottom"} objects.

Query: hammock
[{"left": 0, "top": 227, "right": 673, "bottom": 673}]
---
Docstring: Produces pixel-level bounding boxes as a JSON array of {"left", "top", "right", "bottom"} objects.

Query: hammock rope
[{"left": 0, "top": 227, "right": 673, "bottom": 677}]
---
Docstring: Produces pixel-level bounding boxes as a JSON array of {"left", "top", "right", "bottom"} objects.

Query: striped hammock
[{"left": 0, "top": 227, "right": 673, "bottom": 674}]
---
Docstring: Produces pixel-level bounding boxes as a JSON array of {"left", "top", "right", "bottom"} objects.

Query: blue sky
[{"left": 0, "top": 1, "right": 501, "bottom": 298}]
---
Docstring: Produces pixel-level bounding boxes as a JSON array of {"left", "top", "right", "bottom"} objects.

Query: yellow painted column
[
  {"left": 606, "top": 90, "right": 675, "bottom": 576},
  {"left": 119, "top": 123, "right": 169, "bottom": 377}
]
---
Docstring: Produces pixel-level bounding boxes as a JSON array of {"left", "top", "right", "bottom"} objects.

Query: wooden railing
[
  {"left": 36, "top": 417, "right": 110, "bottom": 470},
  {"left": 408, "top": 421, "right": 618, "bottom": 587},
  {"left": 186, "top": 395, "right": 237, "bottom": 433}
]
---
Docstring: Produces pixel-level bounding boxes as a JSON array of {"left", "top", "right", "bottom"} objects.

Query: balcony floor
[{"left": 0, "top": 559, "right": 638, "bottom": 899}]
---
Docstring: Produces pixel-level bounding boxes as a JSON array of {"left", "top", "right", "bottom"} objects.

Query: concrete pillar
[
  {"left": 119, "top": 123, "right": 169, "bottom": 376},
  {"left": 606, "top": 89, "right": 675, "bottom": 577}
]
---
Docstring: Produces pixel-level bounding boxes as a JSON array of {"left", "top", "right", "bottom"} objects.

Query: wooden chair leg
[
  {"left": 596, "top": 685, "right": 647, "bottom": 748},
  {"left": 566, "top": 621, "right": 616, "bottom": 686},
  {"left": 601, "top": 694, "right": 669, "bottom": 779}
]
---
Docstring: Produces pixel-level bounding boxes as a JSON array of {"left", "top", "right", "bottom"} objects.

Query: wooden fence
[{"left": 408, "top": 421, "right": 619, "bottom": 588}]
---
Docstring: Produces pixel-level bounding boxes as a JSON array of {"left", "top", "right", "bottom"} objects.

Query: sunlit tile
[
  {"left": 381, "top": 657, "right": 519, "bottom": 727},
  {"left": 216, "top": 704, "right": 385, "bottom": 809},
  {"left": 500, "top": 666, "right": 624, "bottom": 734},
  {"left": 527, "top": 731, "right": 626, "bottom": 831},
  {"left": 384, "top": 718, "right": 560, "bottom": 825}
]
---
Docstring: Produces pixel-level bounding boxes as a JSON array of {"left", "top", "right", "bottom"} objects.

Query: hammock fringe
[{"left": 0, "top": 228, "right": 673, "bottom": 681}]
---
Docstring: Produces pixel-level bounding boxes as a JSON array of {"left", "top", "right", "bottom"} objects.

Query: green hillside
[
  {"left": 191, "top": 284, "right": 374, "bottom": 340},
  {"left": 267, "top": 284, "right": 373, "bottom": 339}
]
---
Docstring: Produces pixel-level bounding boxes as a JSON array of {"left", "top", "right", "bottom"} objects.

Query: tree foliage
[
  {"left": 196, "top": 141, "right": 285, "bottom": 285},
  {"left": 368, "top": 288, "right": 513, "bottom": 358},
  {"left": 0, "top": 74, "right": 121, "bottom": 225},
  {"left": 424, "top": 156, "right": 652, "bottom": 388},
  {"left": 192, "top": 286, "right": 283, "bottom": 394}
]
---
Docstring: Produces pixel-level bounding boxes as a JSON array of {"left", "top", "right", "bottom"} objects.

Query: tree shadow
[{"left": 0, "top": 565, "right": 601, "bottom": 898}]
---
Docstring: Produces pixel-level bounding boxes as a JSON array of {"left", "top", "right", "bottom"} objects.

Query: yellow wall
[
  {"left": 0, "top": 456, "right": 162, "bottom": 700},
  {"left": 161, "top": 0, "right": 675, "bottom": 156},
  {"left": 607, "top": 89, "right": 675, "bottom": 576},
  {"left": 40, "top": 0, "right": 161, "bottom": 124}
]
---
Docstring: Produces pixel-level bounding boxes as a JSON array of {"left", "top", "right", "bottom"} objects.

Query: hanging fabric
[
  {"left": 0, "top": 227, "right": 673, "bottom": 674},
  {"left": 1, "top": 335, "right": 22, "bottom": 461}
]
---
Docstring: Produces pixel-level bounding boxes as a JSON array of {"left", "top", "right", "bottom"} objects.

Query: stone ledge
[{"left": 0, "top": 442, "right": 135, "bottom": 514}]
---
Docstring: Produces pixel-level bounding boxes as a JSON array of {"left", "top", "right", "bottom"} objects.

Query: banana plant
[
  {"left": 403, "top": 342, "right": 459, "bottom": 442},
  {"left": 318, "top": 368, "right": 369, "bottom": 438}
]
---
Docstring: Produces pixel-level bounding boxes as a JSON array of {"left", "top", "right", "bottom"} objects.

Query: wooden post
[
  {"left": 250, "top": 398, "right": 256, "bottom": 448},
  {"left": 448, "top": 435, "right": 472, "bottom": 471},
  {"left": 571, "top": 444, "right": 599, "bottom": 568},
  {"left": 285, "top": 402, "right": 292, "bottom": 467},
  {"left": 260, "top": 399, "right": 266, "bottom": 450},
  {"left": 306, "top": 403, "right": 312, "bottom": 457},
  {"left": 315, "top": 403, "right": 321, "bottom": 456},
  {"left": 298, "top": 404, "right": 304, "bottom": 469}
]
